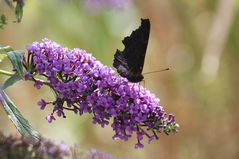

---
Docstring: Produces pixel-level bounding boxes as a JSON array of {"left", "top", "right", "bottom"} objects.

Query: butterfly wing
[{"left": 113, "top": 18, "right": 150, "bottom": 82}]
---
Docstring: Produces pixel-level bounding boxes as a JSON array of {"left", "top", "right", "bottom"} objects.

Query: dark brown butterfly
[{"left": 113, "top": 18, "right": 150, "bottom": 83}]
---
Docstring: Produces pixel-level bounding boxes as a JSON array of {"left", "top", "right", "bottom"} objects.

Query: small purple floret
[
  {"left": 34, "top": 80, "right": 43, "bottom": 89},
  {"left": 23, "top": 72, "right": 31, "bottom": 80},
  {"left": 37, "top": 99, "right": 47, "bottom": 110},
  {"left": 135, "top": 143, "right": 144, "bottom": 149},
  {"left": 46, "top": 114, "right": 56, "bottom": 123}
]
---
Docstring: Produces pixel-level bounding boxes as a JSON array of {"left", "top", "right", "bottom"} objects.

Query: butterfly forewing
[{"left": 113, "top": 18, "right": 150, "bottom": 82}]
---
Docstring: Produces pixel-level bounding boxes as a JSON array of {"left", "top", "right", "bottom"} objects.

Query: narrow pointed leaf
[
  {"left": 7, "top": 50, "right": 24, "bottom": 77},
  {"left": 15, "top": 1, "right": 23, "bottom": 22},
  {"left": 3, "top": 73, "right": 21, "bottom": 89},
  {"left": 0, "top": 87, "right": 40, "bottom": 144}
]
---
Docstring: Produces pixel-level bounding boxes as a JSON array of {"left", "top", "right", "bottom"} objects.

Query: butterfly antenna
[{"left": 143, "top": 68, "right": 170, "bottom": 75}]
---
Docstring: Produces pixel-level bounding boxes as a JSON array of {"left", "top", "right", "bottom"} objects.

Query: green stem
[
  {"left": 0, "top": 45, "right": 14, "bottom": 52},
  {"left": 0, "top": 69, "right": 14, "bottom": 76},
  {"left": 0, "top": 69, "right": 50, "bottom": 87}
]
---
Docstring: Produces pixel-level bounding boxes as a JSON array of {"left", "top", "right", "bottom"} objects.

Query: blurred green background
[{"left": 1, "top": 0, "right": 239, "bottom": 158}]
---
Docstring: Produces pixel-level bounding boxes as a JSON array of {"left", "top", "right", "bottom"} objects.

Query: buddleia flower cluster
[
  {"left": 0, "top": 132, "right": 68, "bottom": 159},
  {"left": 23, "top": 38, "right": 179, "bottom": 148},
  {"left": 0, "top": 132, "right": 118, "bottom": 159},
  {"left": 85, "top": 0, "right": 131, "bottom": 10}
]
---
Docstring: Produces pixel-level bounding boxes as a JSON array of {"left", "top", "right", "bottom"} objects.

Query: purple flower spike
[{"left": 25, "top": 38, "right": 179, "bottom": 148}]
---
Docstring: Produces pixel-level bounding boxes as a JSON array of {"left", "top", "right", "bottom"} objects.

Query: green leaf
[
  {"left": 3, "top": 73, "right": 21, "bottom": 89},
  {"left": 7, "top": 50, "right": 24, "bottom": 77},
  {"left": 0, "top": 45, "right": 13, "bottom": 62},
  {"left": 0, "top": 87, "right": 40, "bottom": 144},
  {"left": 15, "top": 1, "right": 23, "bottom": 22},
  {"left": 0, "top": 14, "right": 7, "bottom": 29},
  {"left": 0, "top": 45, "right": 14, "bottom": 53},
  {"left": 0, "top": 54, "right": 8, "bottom": 62}
]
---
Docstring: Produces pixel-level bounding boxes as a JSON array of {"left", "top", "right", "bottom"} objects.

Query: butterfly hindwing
[{"left": 113, "top": 18, "right": 150, "bottom": 82}]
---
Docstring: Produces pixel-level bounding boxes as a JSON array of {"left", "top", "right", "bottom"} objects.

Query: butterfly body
[{"left": 113, "top": 19, "right": 150, "bottom": 83}]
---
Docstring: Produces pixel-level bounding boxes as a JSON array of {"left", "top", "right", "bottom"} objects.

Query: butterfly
[{"left": 113, "top": 18, "right": 150, "bottom": 83}]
